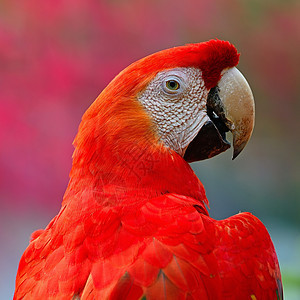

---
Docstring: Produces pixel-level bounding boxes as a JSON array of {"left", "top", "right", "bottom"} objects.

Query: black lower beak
[{"left": 183, "top": 120, "right": 230, "bottom": 162}]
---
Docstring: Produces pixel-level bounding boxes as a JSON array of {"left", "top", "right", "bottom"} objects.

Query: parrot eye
[
  {"left": 166, "top": 80, "right": 180, "bottom": 91},
  {"left": 159, "top": 70, "right": 188, "bottom": 96},
  {"left": 163, "top": 76, "right": 184, "bottom": 95}
]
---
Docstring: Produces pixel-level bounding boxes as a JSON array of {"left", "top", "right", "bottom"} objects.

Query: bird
[{"left": 14, "top": 39, "right": 283, "bottom": 299}]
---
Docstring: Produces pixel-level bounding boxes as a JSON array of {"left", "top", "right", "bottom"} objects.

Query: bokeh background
[{"left": 1, "top": 0, "right": 299, "bottom": 298}]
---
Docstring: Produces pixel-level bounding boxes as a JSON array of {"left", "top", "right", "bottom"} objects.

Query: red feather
[{"left": 14, "top": 40, "right": 282, "bottom": 299}]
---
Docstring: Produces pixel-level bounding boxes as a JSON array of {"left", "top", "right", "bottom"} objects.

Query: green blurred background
[{"left": 0, "top": 0, "right": 299, "bottom": 298}]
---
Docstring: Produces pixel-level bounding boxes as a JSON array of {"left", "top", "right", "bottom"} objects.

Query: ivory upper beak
[{"left": 218, "top": 67, "right": 255, "bottom": 159}]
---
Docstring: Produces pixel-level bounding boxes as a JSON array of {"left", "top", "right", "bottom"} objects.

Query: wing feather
[{"left": 14, "top": 194, "right": 282, "bottom": 299}]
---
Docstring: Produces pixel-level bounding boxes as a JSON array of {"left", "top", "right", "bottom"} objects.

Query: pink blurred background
[{"left": 1, "top": 0, "right": 299, "bottom": 298}]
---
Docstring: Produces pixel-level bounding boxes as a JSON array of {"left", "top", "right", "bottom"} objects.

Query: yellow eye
[{"left": 166, "top": 80, "right": 180, "bottom": 90}]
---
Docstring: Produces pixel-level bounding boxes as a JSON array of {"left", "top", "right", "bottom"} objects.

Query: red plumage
[{"left": 14, "top": 40, "right": 282, "bottom": 299}]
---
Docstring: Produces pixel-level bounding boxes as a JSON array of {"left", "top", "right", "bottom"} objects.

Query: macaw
[{"left": 14, "top": 40, "right": 283, "bottom": 299}]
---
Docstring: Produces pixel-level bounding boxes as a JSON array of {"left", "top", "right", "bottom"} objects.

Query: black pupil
[{"left": 169, "top": 80, "right": 177, "bottom": 88}]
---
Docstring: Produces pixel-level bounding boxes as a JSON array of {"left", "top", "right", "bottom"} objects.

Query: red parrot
[{"left": 14, "top": 40, "right": 283, "bottom": 299}]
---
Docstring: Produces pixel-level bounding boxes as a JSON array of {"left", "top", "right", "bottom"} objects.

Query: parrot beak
[{"left": 184, "top": 67, "right": 255, "bottom": 162}]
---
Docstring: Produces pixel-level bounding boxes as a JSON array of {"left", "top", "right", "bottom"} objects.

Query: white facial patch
[{"left": 137, "top": 67, "right": 210, "bottom": 156}]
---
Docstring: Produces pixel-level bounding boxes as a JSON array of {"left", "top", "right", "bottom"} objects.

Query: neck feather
[{"left": 63, "top": 86, "right": 207, "bottom": 209}]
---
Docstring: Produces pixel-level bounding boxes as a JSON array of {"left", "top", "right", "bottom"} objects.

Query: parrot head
[
  {"left": 135, "top": 40, "right": 254, "bottom": 162},
  {"left": 76, "top": 40, "right": 254, "bottom": 165},
  {"left": 70, "top": 39, "right": 255, "bottom": 204}
]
